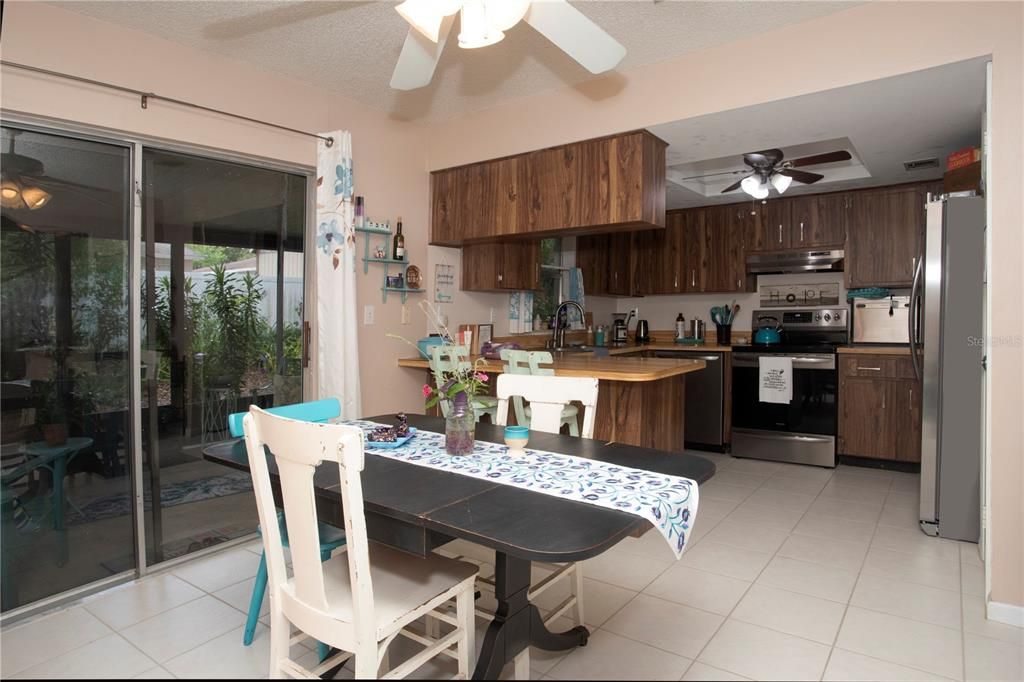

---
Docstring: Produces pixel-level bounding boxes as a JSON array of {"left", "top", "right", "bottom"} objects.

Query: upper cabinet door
[
  {"left": 752, "top": 199, "right": 791, "bottom": 251},
  {"left": 846, "top": 187, "right": 922, "bottom": 288},
  {"left": 682, "top": 209, "right": 707, "bottom": 292},
  {"left": 524, "top": 145, "right": 580, "bottom": 234},
  {"left": 430, "top": 168, "right": 458, "bottom": 245},
  {"left": 576, "top": 234, "right": 609, "bottom": 296},
  {"left": 806, "top": 193, "right": 848, "bottom": 248},
  {"left": 606, "top": 232, "right": 636, "bottom": 296},
  {"left": 789, "top": 194, "right": 845, "bottom": 248}
]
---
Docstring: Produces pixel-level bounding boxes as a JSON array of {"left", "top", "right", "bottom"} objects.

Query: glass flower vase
[{"left": 445, "top": 400, "right": 476, "bottom": 456}]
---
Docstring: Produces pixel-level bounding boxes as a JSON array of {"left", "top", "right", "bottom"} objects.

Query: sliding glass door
[
  {"left": 1, "top": 126, "right": 133, "bottom": 610},
  {"left": 140, "top": 148, "right": 307, "bottom": 565},
  {"left": 1, "top": 122, "right": 310, "bottom": 614}
]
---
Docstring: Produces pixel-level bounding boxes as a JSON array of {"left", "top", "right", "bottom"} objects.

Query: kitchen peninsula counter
[{"left": 397, "top": 354, "right": 706, "bottom": 451}]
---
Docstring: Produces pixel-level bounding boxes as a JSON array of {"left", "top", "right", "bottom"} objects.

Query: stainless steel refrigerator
[{"left": 911, "top": 194, "right": 985, "bottom": 542}]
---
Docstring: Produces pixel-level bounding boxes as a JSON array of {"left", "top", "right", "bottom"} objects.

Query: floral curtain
[{"left": 315, "top": 131, "right": 361, "bottom": 418}]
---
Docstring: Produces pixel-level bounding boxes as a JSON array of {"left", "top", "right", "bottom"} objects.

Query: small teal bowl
[{"left": 504, "top": 426, "right": 529, "bottom": 439}]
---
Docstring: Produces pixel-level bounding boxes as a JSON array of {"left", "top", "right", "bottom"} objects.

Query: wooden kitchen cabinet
[
  {"left": 576, "top": 233, "right": 608, "bottom": 295},
  {"left": 430, "top": 130, "right": 666, "bottom": 246},
  {"left": 801, "top": 193, "right": 847, "bottom": 248},
  {"left": 838, "top": 354, "right": 922, "bottom": 463},
  {"left": 576, "top": 232, "right": 642, "bottom": 296},
  {"left": 846, "top": 185, "right": 924, "bottom": 288},
  {"left": 461, "top": 240, "right": 540, "bottom": 292},
  {"left": 753, "top": 199, "right": 791, "bottom": 251}
]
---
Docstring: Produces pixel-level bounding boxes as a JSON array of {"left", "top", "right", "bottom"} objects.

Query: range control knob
[
  {"left": 834, "top": 310, "right": 843, "bottom": 321},
  {"left": 824, "top": 312, "right": 832, "bottom": 322},
  {"left": 815, "top": 313, "right": 822, "bottom": 321}
]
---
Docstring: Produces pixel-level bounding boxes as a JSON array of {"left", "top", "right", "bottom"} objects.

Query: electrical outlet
[
  {"left": 363, "top": 305, "right": 375, "bottom": 325},
  {"left": 401, "top": 305, "right": 410, "bottom": 325}
]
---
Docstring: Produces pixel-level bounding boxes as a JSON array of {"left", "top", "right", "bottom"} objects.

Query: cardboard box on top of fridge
[{"left": 946, "top": 147, "right": 981, "bottom": 171}]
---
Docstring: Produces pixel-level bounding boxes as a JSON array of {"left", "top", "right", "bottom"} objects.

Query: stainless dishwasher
[{"left": 653, "top": 351, "right": 724, "bottom": 451}]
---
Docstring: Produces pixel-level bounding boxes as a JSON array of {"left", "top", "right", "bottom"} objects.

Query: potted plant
[{"left": 33, "top": 379, "right": 68, "bottom": 446}]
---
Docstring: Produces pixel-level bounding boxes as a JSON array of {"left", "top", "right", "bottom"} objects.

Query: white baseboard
[{"left": 987, "top": 599, "right": 1024, "bottom": 628}]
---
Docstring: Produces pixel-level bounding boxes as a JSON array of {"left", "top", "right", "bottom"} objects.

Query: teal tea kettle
[{"left": 754, "top": 315, "right": 782, "bottom": 345}]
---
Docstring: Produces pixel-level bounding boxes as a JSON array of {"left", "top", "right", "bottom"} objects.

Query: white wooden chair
[
  {"left": 242, "top": 406, "right": 478, "bottom": 679},
  {"left": 494, "top": 375, "right": 597, "bottom": 628},
  {"left": 499, "top": 349, "right": 580, "bottom": 435}
]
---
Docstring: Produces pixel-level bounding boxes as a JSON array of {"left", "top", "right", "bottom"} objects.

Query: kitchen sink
[{"left": 548, "top": 345, "right": 593, "bottom": 353}]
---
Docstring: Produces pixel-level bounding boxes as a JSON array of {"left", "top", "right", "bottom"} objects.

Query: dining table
[{"left": 202, "top": 413, "right": 715, "bottom": 680}]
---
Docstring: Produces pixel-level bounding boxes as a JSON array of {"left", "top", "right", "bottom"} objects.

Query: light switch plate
[
  {"left": 401, "top": 305, "right": 410, "bottom": 324},
  {"left": 363, "top": 305, "right": 375, "bottom": 325}
]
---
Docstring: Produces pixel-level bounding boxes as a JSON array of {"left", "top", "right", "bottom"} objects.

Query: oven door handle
[{"left": 732, "top": 429, "right": 834, "bottom": 444}]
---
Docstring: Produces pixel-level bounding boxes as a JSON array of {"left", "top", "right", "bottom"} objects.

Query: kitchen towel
[
  {"left": 759, "top": 356, "right": 793, "bottom": 404},
  {"left": 348, "top": 420, "right": 699, "bottom": 558}
]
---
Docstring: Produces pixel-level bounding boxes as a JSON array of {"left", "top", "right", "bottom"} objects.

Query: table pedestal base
[{"left": 473, "top": 552, "right": 589, "bottom": 680}]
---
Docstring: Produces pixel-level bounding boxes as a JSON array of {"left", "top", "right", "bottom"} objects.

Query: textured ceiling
[
  {"left": 53, "top": 0, "right": 859, "bottom": 122},
  {"left": 652, "top": 57, "right": 987, "bottom": 209}
]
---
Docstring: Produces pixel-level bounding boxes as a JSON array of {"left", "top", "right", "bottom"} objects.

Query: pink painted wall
[
  {"left": 0, "top": 0, "right": 430, "bottom": 418},
  {"left": 423, "top": 2, "right": 1024, "bottom": 609}
]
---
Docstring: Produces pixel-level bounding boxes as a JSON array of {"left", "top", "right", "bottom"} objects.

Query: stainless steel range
[{"left": 731, "top": 306, "right": 849, "bottom": 468}]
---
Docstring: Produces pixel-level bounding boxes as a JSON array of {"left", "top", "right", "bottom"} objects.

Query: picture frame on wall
[{"left": 478, "top": 323, "right": 493, "bottom": 353}]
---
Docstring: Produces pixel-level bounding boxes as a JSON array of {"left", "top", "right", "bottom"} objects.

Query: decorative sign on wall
[
  {"left": 434, "top": 264, "right": 454, "bottom": 303},
  {"left": 759, "top": 282, "right": 840, "bottom": 307}
]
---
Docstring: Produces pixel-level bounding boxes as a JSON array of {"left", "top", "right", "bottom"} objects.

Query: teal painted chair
[
  {"left": 229, "top": 399, "right": 347, "bottom": 660},
  {"left": 428, "top": 345, "right": 499, "bottom": 422}
]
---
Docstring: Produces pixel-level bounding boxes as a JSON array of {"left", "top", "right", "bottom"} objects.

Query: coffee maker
[{"left": 611, "top": 313, "right": 628, "bottom": 344}]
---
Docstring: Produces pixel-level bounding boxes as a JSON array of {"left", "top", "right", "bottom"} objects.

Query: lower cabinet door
[
  {"left": 889, "top": 379, "right": 923, "bottom": 462},
  {"left": 839, "top": 377, "right": 887, "bottom": 459}
]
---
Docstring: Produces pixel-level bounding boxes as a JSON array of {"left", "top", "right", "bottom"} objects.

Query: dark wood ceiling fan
[{"left": 683, "top": 148, "right": 852, "bottom": 195}]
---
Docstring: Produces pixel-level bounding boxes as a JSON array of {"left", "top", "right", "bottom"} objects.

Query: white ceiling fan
[{"left": 390, "top": 0, "right": 627, "bottom": 90}]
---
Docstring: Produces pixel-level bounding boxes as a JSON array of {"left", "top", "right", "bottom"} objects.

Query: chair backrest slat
[
  {"left": 428, "top": 345, "right": 472, "bottom": 418},
  {"left": 495, "top": 374, "right": 598, "bottom": 438},
  {"left": 242, "top": 406, "right": 373, "bottom": 632},
  {"left": 228, "top": 398, "right": 341, "bottom": 438}
]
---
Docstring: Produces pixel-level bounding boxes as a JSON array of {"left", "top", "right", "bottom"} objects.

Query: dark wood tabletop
[
  {"left": 203, "top": 413, "right": 715, "bottom": 679},
  {"left": 203, "top": 413, "right": 716, "bottom": 563}
]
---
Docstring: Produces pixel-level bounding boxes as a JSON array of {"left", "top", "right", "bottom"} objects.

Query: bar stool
[{"left": 499, "top": 349, "right": 580, "bottom": 435}]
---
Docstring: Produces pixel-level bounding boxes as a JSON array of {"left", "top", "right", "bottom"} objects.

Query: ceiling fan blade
[
  {"left": 777, "top": 168, "right": 824, "bottom": 184},
  {"left": 524, "top": 0, "right": 627, "bottom": 74},
  {"left": 390, "top": 15, "right": 455, "bottom": 91},
  {"left": 721, "top": 177, "right": 746, "bottom": 194},
  {"left": 788, "top": 150, "right": 852, "bottom": 167}
]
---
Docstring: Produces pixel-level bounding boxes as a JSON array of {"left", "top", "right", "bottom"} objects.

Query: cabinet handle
[
  {"left": 778, "top": 224, "right": 783, "bottom": 243},
  {"left": 800, "top": 222, "right": 805, "bottom": 242},
  {"left": 909, "top": 387, "right": 913, "bottom": 405},
  {"left": 497, "top": 272, "right": 503, "bottom": 282},
  {"left": 859, "top": 366, "right": 882, "bottom": 371},
  {"left": 882, "top": 391, "right": 886, "bottom": 410},
  {"left": 691, "top": 269, "right": 696, "bottom": 287},
  {"left": 674, "top": 274, "right": 678, "bottom": 289}
]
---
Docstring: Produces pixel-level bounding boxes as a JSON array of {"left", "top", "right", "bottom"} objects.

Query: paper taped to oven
[{"left": 759, "top": 356, "right": 793, "bottom": 404}]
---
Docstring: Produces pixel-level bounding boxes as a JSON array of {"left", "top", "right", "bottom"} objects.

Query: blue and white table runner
[{"left": 346, "top": 420, "right": 699, "bottom": 559}]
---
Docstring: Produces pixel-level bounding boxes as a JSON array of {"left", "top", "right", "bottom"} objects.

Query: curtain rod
[{"left": 1, "top": 60, "right": 334, "bottom": 147}]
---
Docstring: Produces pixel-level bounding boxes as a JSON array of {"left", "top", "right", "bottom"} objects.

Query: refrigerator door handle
[{"left": 909, "top": 255, "right": 924, "bottom": 380}]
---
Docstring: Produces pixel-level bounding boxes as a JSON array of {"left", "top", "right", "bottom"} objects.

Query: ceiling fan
[
  {"left": 1, "top": 131, "right": 114, "bottom": 213},
  {"left": 390, "top": 0, "right": 627, "bottom": 91},
  {"left": 686, "top": 148, "right": 853, "bottom": 199}
]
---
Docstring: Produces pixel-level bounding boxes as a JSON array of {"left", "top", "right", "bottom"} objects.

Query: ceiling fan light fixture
[
  {"left": 395, "top": 0, "right": 462, "bottom": 42},
  {"left": 770, "top": 172, "right": 793, "bottom": 194},
  {"left": 21, "top": 185, "right": 52, "bottom": 210},
  {"left": 485, "top": 0, "right": 530, "bottom": 31},
  {"left": 1, "top": 178, "right": 27, "bottom": 209},
  {"left": 740, "top": 175, "right": 763, "bottom": 197},
  {"left": 458, "top": 0, "right": 505, "bottom": 49}
]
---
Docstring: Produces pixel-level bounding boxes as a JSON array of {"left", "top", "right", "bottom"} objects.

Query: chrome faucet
[{"left": 550, "top": 300, "right": 586, "bottom": 349}]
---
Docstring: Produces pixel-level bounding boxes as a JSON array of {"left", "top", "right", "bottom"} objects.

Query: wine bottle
[{"left": 393, "top": 216, "right": 406, "bottom": 261}]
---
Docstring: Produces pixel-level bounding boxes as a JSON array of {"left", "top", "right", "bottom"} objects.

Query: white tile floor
[{"left": 2, "top": 456, "right": 1022, "bottom": 680}]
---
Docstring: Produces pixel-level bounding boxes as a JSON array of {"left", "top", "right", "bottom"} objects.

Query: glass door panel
[
  {"left": 141, "top": 148, "right": 306, "bottom": 565},
  {"left": 1, "top": 126, "right": 133, "bottom": 611}
]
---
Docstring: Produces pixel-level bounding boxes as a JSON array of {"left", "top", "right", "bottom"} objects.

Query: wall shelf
[
  {"left": 381, "top": 286, "right": 424, "bottom": 303},
  {"left": 355, "top": 226, "right": 391, "bottom": 235},
  {"left": 363, "top": 257, "right": 408, "bottom": 266}
]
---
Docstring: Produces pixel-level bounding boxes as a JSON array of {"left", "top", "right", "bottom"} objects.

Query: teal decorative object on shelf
[{"left": 846, "top": 287, "right": 891, "bottom": 300}]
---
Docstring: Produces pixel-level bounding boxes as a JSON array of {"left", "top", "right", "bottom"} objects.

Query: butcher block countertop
[
  {"left": 838, "top": 345, "right": 912, "bottom": 356},
  {"left": 397, "top": 354, "right": 706, "bottom": 382}
]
